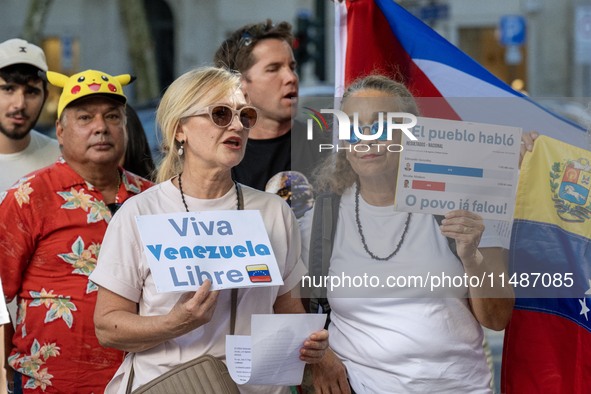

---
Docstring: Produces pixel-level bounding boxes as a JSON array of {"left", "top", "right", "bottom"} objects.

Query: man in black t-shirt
[
  {"left": 214, "top": 20, "right": 325, "bottom": 217},
  {"left": 230, "top": 126, "right": 291, "bottom": 191}
]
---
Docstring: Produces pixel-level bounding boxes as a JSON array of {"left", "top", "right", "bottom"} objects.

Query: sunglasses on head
[
  {"left": 188, "top": 105, "right": 259, "bottom": 129},
  {"left": 347, "top": 121, "right": 390, "bottom": 144},
  {"left": 239, "top": 22, "right": 273, "bottom": 47}
]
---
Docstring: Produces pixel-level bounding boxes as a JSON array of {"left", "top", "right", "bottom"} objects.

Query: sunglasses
[
  {"left": 189, "top": 105, "right": 259, "bottom": 129},
  {"left": 239, "top": 22, "right": 273, "bottom": 48},
  {"left": 347, "top": 121, "right": 390, "bottom": 144}
]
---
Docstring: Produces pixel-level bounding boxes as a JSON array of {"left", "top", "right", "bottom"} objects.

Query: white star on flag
[{"left": 580, "top": 298, "right": 590, "bottom": 321}]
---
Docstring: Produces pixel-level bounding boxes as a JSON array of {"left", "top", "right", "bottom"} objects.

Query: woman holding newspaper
[
  {"left": 90, "top": 66, "right": 327, "bottom": 394},
  {"left": 301, "top": 75, "right": 514, "bottom": 393}
]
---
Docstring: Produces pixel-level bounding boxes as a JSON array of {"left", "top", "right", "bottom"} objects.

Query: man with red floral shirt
[{"left": 0, "top": 69, "right": 153, "bottom": 393}]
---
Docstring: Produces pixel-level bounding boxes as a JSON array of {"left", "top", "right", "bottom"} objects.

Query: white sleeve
[
  {"left": 89, "top": 206, "right": 148, "bottom": 302},
  {"left": 0, "top": 278, "right": 10, "bottom": 325},
  {"left": 298, "top": 206, "right": 314, "bottom": 270}
]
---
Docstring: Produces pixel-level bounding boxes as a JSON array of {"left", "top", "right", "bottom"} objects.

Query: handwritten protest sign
[
  {"left": 395, "top": 117, "right": 521, "bottom": 221},
  {"left": 135, "top": 210, "right": 283, "bottom": 292}
]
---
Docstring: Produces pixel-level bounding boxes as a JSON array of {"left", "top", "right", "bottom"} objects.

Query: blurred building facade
[{"left": 422, "top": 0, "right": 591, "bottom": 97}]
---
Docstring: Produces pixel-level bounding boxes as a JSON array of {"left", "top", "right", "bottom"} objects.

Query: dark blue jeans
[{"left": 12, "top": 371, "right": 22, "bottom": 394}]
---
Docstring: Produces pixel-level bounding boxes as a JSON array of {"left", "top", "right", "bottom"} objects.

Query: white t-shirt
[
  {"left": 0, "top": 277, "right": 9, "bottom": 325},
  {"left": 90, "top": 180, "right": 306, "bottom": 394},
  {"left": 0, "top": 130, "right": 60, "bottom": 191},
  {"left": 300, "top": 187, "right": 503, "bottom": 394}
]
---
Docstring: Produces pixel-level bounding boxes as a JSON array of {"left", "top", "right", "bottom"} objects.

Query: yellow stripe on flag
[
  {"left": 515, "top": 135, "right": 591, "bottom": 238},
  {"left": 246, "top": 264, "right": 268, "bottom": 272}
]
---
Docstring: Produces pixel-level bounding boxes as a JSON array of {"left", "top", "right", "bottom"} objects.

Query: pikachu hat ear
[
  {"left": 114, "top": 74, "right": 135, "bottom": 86},
  {"left": 46, "top": 69, "right": 135, "bottom": 118},
  {"left": 44, "top": 70, "right": 69, "bottom": 88}
]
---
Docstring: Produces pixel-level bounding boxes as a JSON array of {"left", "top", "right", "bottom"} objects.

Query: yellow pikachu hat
[{"left": 44, "top": 69, "right": 134, "bottom": 118}]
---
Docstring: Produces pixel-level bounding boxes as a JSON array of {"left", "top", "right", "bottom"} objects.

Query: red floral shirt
[{"left": 0, "top": 159, "right": 153, "bottom": 393}]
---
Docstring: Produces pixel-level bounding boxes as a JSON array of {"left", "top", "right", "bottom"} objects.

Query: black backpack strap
[
  {"left": 433, "top": 214, "right": 459, "bottom": 260},
  {"left": 308, "top": 193, "right": 340, "bottom": 319}
]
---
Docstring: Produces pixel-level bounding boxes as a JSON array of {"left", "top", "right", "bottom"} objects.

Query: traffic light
[
  {"left": 293, "top": 8, "right": 327, "bottom": 82},
  {"left": 294, "top": 11, "right": 312, "bottom": 75}
]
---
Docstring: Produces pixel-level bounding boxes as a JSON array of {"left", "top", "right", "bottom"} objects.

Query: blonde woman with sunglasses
[{"left": 91, "top": 67, "right": 328, "bottom": 394}]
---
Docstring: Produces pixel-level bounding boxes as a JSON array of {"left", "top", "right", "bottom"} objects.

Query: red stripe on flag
[
  {"left": 249, "top": 275, "right": 271, "bottom": 283},
  {"left": 344, "top": 0, "right": 460, "bottom": 119},
  {"left": 502, "top": 309, "right": 591, "bottom": 393},
  {"left": 412, "top": 180, "right": 445, "bottom": 191}
]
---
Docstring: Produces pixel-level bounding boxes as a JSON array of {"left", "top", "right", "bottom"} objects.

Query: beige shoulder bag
[{"left": 126, "top": 290, "right": 239, "bottom": 394}]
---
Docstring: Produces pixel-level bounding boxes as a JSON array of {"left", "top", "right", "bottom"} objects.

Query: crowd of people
[{"left": 0, "top": 17, "right": 530, "bottom": 394}]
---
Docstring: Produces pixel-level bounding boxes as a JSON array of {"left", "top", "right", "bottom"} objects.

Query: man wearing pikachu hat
[{"left": 0, "top": 69, "right": 153, "bottom": 393}]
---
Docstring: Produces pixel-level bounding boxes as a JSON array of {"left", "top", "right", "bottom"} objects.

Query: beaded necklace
[
  {"left": 354, "top": 182, "right": 411, "bottom": 261},
  {"left": 178, "top": 173, "right": 241, "bottom": 212}
]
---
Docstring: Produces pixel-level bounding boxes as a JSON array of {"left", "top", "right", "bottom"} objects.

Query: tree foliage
[
  {"left": 21, "top": 0, "right": 54, "bottom": 44},
  {"left": 118, "top": 0, "right": 160, "bottom": 103}
]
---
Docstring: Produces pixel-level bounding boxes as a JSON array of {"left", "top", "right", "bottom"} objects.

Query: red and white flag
[{"left": 334, "top": 0, "right": 589, "bottom": 148}]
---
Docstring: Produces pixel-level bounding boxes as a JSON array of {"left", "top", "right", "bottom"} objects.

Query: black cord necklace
[
  {"left": 107, "top": 171, "right": 122, "bottom": 215},
  {"left": 178, "top": 173, "right": 241, "bottom": 212},
  {"left": 354, "top": 182, "right": 411, "bottom": 261}
]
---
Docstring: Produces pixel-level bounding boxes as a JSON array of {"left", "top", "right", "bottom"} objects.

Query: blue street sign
[
  {"left": 420, "top": 3, "right": 449, "bottom": 22},
  {"left": 499, "top": 15, "right": 526, "bottom": 46},
  {"left": 61, "top": 36, "right": 73, "bottom": 69}
]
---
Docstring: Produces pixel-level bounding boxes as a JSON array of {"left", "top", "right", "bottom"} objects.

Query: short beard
[
  {"left": 0, "top": 111, "right": 41, "bottom": 140},
  {"left": 0, "top": 124, "right": 31, "bottom": 140}
]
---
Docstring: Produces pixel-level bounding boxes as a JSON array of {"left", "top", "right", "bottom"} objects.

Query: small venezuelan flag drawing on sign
[{"left": 246, "top": 264, "right": 272, "bottom": 283}]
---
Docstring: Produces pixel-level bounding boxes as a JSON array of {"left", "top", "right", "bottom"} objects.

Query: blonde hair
[
  {"left": 313, "top": 75, "right": 419, "bottom": 195},
  {"left": 155, "top": 66, "right": 242, "bottom": 183}
]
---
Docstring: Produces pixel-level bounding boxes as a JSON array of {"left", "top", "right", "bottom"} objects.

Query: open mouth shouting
[
  {"left": 222, "top": 136, "right": 243, "bottom": 150},
  {"left": 283, "top": 91, "right": 298, "bottom": 104}
]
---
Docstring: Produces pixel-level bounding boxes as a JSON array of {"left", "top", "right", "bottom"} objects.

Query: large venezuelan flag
[
  {"left": 334, "top": 0, "right": 589, "bottom": 149},
  {"left": 501, "top": 136, "right": 591, "bottom": 393}
]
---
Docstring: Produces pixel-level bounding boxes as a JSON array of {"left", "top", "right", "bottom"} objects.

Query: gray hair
[{"left": 313, "top": 75, "right": 419, "bottom": 195}]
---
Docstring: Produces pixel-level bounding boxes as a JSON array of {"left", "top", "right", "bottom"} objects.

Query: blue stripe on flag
[{"left": 510, "top": 219, "right": 591, "bottom": 300}]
